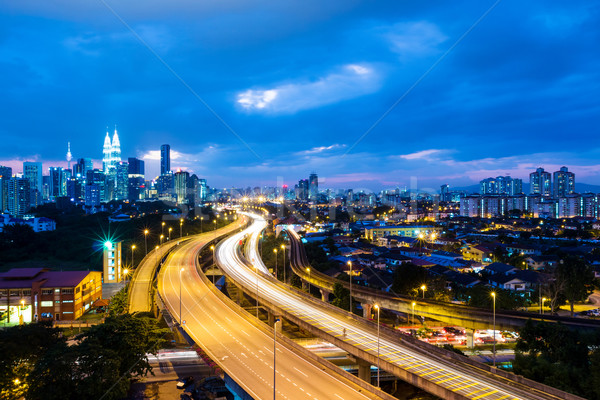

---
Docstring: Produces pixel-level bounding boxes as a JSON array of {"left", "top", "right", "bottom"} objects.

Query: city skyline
[{"left": 1, "top": 1, "right": 599, "bottom": 189}]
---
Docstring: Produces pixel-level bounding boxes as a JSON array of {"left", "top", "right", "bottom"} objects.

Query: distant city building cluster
[
  {"left": 459, "top": 166, "right": 588, "bottom": 219},
  {"left": 0, "top": 127, "right": 211, "bottom": 218}
]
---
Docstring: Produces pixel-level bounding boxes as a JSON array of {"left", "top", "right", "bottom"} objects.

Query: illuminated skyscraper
[
  {"left": 553, "top": 166, "right": 575, "bottom": 198},
  {"left": 161, "top": 144, "right": 171, "bottom": 175},
  {"left": 309, "top": 172, "right": 318, "bottom": 202},
  {"left": 529, "top": 168, "right": 551, "bottom": 196}
]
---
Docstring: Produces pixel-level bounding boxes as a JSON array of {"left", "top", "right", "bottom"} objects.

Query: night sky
[{"left": 1, "top": 1, "right": 599, "bottom": 192}]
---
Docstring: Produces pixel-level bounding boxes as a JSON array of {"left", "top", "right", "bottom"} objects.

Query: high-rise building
[
  {"left": 0, "top": 165, "right": 12, "bottom": 179},
  {"left": 440, "top": 184, "right": 450, "bottom": 202},
  {"left": 198, "top": 178, "right": 208, "bottom": 202},
  {"left": 102, "top": 130, "right": 112, "bottom": 174},
  {"left": 309, "top": 173, "right": 318, "bottom": 201},
  {"left": 86, "top": 169, "right": 106, "bottom": 205},
  {"left": 101, "top": 127, "right": 122, "bottom": 201},
  {"left": 127, "top": 157, "right": 145, "bottom": 202},
  {"left": 115, "top": 161, "right": 129, "bottom": 201},
  {"left": 480, "top": 176, "right": 523, "bottom": 196},
  {"left": 174, "top": 170, "right": 189, "bottom": 204},
  {"left": 6, "top": 177, "right": 31, "bottom": 217},
  {"left": 161, "top": 144, "right": 171, "bottom": 175},
  {"left": 553, "top": 166, "right": 575, "bottom": 198},
  {"left": 48, "top": 167, "right": 64, "bottom": 200},
  {"left": 74, "top": 158, "right": 93, "bottom": 179},
  {"left": 23, "top": 162, "right": 43, "bottom": 207},
  {"left": 295, "top": 179, "right": 309, "bottom": 200},
  {"left": 529, "top": 168, "right": 551, "bottom": 196}
]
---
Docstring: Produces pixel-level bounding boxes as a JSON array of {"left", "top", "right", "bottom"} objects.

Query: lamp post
[
  {"left": 491, "top": 291, "right": 496, "bottom": 367},
  {"left": 273, "top": 249, "right": 278, "bottom": 278},
  {"left": 180, "top": 218, "right": 183, "bottom": 238},
  {"left": 541, "top": 297, "right": 547, "bottom": 315},
  {"left": 273, "top": 318, "right": 280, "bottom": 400},
  {"left": 420, "top": 285, "right": 426, "bottom": 299},
  {"left": 213, "top": 220, "right": 217, "bottom": 241},
  {"left": 130, "top": 245, "right": 136, "bottom": 269},
  {"left": 210, "top": 245, "right": 215, "bottom": 284},
  {"left": 412, "top": 301, "right": 416, "bottom": 326},
  {"left": 374, "top": 304, "right": 381, "bottom": 388},
  {"left": 200, "top": 216, "right": 203, "bottom": 233},
  {"left": 123, "top": 268, "right": 129, "bottom": 284},
  {"left": 280, "top": 244, "right": 286, "bottom": 283},
  {"left": 179, "top": 267, "right": 185, "bottom": 325},
  {"left": 160, "top": 234, "right": 164, "bottom": 245},
  {"left": 168, "top": 227, "right": 172, "bottom": 240},
  {"left": 161, "top": 221, "right": 165, "bottom": 237},
  {"left": 20, "top": 299, "right": 25, "bottom": 325},
  {"left": 144, "top": 229, "right": 149, "bottom": 254},
  {"left": 306, "top": 267, "right": 311, "bottom": 294},
  {"left": 347, "top": 261, "right": 353, "bottom": 313}
]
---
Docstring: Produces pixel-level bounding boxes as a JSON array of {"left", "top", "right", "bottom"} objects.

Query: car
[{"left": 176, "top": 376, "right": 194, "bottom": 389}]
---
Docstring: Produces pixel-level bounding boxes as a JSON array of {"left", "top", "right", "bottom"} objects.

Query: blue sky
[{"left": 1, "top": 1, "right": 599, "bottom": 192}]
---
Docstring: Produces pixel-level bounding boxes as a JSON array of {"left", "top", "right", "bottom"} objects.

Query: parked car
[{"left": 176, "top": 376, "right": 194, "bottom": 389}]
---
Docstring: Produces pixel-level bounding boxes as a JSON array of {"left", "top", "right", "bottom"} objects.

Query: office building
[
  {"left": 174, "top": 170, "right": 189, "bottom": 204},
  {"left": 127, "top": 157, "right": 145, "bottom": 202},
  {"left": 0, "top": 165, "right": 12, "bottom": 179},
  {"left": 309, "top": 172, "right": 318, "bottom": 202},
  {"left": 0, "top": 268, "right": 102, "bottom": 322},
  {"left": 48, "top": 167, "right": 64, "bottom": 200},
  {"left": 115, "top": 161, "right": 129, "bottom": 201},
  {"left": 161, "top": 144, "right": 171, "bottom": 175},
  {"left": 553, "top": 166, "right": 575, "bottom": 198},
  {"left": 74, "top": 158, "right": 93, "bottom": 179},
  {"left": 86, "top": 169, "right": 106, "bottom": 205},
  {"left": 6, "top": 177, "right": 31, "bottom": 217},
  {"left": 23, "top": 162, "right": 43, "bottom": 208},
  {"left": 529, "top": 168, "right": 551, "bottom": 196}
]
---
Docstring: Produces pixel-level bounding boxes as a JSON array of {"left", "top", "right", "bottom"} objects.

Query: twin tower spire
[{"left": 102, "top": 127, "right": 121, "bottom": 174}]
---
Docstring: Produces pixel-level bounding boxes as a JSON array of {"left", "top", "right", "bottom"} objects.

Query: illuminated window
[
  {"left": 42, "top": 289, "right": 53, "bottom": 295},
  {"left": 41, "top": 301, "right": 53, "bottom": 307}
]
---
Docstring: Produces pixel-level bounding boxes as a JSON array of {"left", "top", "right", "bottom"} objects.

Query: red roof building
[{"left": 0, "top": 268, "right": 102, "bottom": 323}]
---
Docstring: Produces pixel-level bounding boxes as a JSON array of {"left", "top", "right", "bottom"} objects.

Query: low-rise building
[{"left": 0, "top": 268, "right": 102, "bottom": 323}]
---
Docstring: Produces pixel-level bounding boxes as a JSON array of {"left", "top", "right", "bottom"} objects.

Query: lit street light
[
  {"left": 179, "top": 267, "right": 185, "bottom": 325},
  {"left": 273, "top": 248, "right": 278, "bottom": 278},
  {"left": 161, "top": 221, "right": 165, "bottom": 236},
  {"left": 306, "top": 267, "right": 311, "bottom": 294},
  {"left": 420, "top": 284, "right": 426, "bottom": 299},
  {"left": 280, "top": 243, "right": 286, "bottom": 284},
  {"left": 491, "top": 291, "right": 496, "bottom": 367},
  {"left": 412, "top": 301, "right": 416, "bottom": 326},
  {"left": 210, "top": 245, "right": 216, "bottom": 284},
  {"left": 273, "top": 318, "right": 280, "bottom": 400},
  {"left": 160, "top": 234, "right": 164, "bottom": 245},
  {"left": 180, "top": 218, "right": 183, "bottom": 238},
  {"left": 144, "top": 229, "right": 149, "bottom": 254},
  {"left": 374, "top": 304, "right": 381, "bottom": 387},
  {"left": 541, "top": 297, "right": 547, "bottom": 315},
  {"left": 122, "top": 268, "right": 129, "bottom": 284},
  {"left": 131, "top": 244, "right": 136, "bottom": 269},
  {"left": 347, "top": 261, "right": 353, "bottom": 313},
  {"left": 200, "top": 216, "right": 204, "bottom": 233},
  {"left": 168, "top": 227, "right": 172, "bottom": 240}
]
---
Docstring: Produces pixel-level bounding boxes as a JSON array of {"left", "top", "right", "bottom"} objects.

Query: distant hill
[{"left": 451, "top": 182, "right": 600, "bottom": 195}]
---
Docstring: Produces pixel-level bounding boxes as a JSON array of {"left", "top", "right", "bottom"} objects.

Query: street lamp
[
  {"left": 161, "top": 221, "right": 165, "bottom": 236},
  {"left": 200, "top": 216, "right": 204, "bottom": 233},
  {"left": 420, "top": 284, "right": 426, "bottom": 299},
  {"left": 306, "top": 267, "right": 311, "bottom": 293},
  {"left": 273, "top": 248, "right": 278, "bottom": 278},
  {"left": 210, "top": 245, "right": 216, "bottom": 284},
  {"left": 347, "top": 261, "right": 353, "bottom": 313},
  {"left": 180, "top": 218, "right": 183, "bottom": 238},
  {"left": 412, "top": 302, "right": 416, "bottom": 326},
  {"left": 214, "top": 220, "right": 217, "bottom": 241},
  {"left": 160, "top": 234, "right": 164, "bottom": 245},
  {"left": 123, "top": 268, "right": 129, "bottom": 284},
  {"left": 131, "top": 244, "right": 136, "bottom": 269},
  {"left": 374, "top": 304, "right": 381, "bottom": 388},
  {"left": 541, "top": 297, "right": 547, "bottom": 315},
  {"left": 144, "top": 229, "right": 149, "bottom": 254},
  {"left": 280, "top": 244, "right": 286, "bottom": 283},
  {"left": 168, "top": 227, "right": 172, "bottom": 240},
  {"left": 179, "top": 267, "right": 185, "bottom": 325},
  {"left": 491, "top": 291, "right": 496, "bottom": 367},
  {"left": 20, "top": 299, "right": 25, "bottom": 324},
  {"left": 273, "top": 318, "right": 280, "bottom": 400}
]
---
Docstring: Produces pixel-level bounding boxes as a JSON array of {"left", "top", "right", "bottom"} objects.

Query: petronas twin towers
[{"left": 102, "top": 127, "right": 121, "bottom": 174}]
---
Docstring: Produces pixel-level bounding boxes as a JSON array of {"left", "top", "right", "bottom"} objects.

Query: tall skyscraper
[
  {"left": 48, "top": 167, "right": 64, "bottom": 200},
  {"left": 0, "top": 165, "right": 12, "bottom": 179},
  {"left": 529, "top": 168, "right": 551, "bottom": 196},
  {"left": 127, "top": 157, "right": 145, "bottom": 202},
  {"left": 161, "top": 144, "right": 171, "bottom": 175},
  {"left": 23, "top": 162, "right": 43, "bottom": 208},
  {"left": 6, "top": 177, "right": 31, "bottom": 217},
  {"left": 115, "top": 161, "right": 129, "bottom": 201},
  {"left": 553, "top": 166, "right": 575, "bottom": 198},
  {"left": 102, "top": 130, "right": 112, "bottom": 173},
  {"left": 102, "top": 127, "right": 121, "bottom": 174},
  {"left": 74, "top": 158, "right": 93, "bottom": 178},
  {"left": 66, "top": 142, "right": 72, "bottom": 171},
  {"left": 174, "top": 170, "right": 189, "bottom": 204},
  {"left": 309, "top": 172, "right": 318, "bottom": 202}
]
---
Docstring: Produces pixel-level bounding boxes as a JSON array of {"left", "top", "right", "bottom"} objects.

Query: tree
[
  {"left": 331, "top": 282, "right": 350, "bottom": 310},
  {"left": 556, "top": 256, "right": 594, "bottom": 317},
  {"left": 0, "top": 322, "right": 64, "bottom": 400},
  {"left": 391, "top": 263, "right": 428, "bottom": 296}
]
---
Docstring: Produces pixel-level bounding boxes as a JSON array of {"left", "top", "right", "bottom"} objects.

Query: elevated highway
[
  {"left": 216, "top": 212, "right": 583, "bottom": 400},
  {"left": 285, "top": 228, "right": 600, "bottom": 332},
  {"left": 128, "top": 218, "right": 246, "bottom": 313},
  {"left": 157, "top": 218, "right": 394, "bottom": 400}
]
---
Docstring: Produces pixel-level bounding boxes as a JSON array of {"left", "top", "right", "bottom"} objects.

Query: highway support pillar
[
  {"left": 320, "top": 288, "right": 330, "bottom": 302},
  {"left": 362, "top": 302, "right": 372, "bottom": 319},
  {"left": 466, "top": 329, "right": 474, "bottom": 349},
  {"left": 268, "top": 313, "right": 283, "bottom": 332},
  {"left": 356, "top": 358, "right": 372, "bottom": 383}
]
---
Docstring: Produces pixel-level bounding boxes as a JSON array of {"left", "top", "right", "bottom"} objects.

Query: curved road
[
  {"left": 158, "top": 219, "right": 391, "bottom": 400},
  {"left": 215, "top": 212, "right": 581, "bottom": 400}
]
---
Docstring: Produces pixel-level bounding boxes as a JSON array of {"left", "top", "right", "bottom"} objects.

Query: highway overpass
[
  {"left": 215, "top": 213, "right": 583, "bottom": 400},
  {"left": 285, "top": 228, "right": 600, "bottom": 332},
  {"left": 157, "top": 220, "right": 395, "bottom": 400}
]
